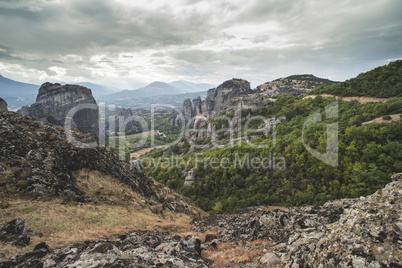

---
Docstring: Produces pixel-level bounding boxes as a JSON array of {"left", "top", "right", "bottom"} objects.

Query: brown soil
[{"left": 305, "top": 94, "right": 388, "bottom": 103}]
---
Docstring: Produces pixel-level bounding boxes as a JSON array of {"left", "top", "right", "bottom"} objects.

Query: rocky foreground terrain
[
  {"left": 193, "top": 173, "right": 401, "bottom": 267},
  {"left": 1, "top": 172, "right": 400, "bottom": 267}
]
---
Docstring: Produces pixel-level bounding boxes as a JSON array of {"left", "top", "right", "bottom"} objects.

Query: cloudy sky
[{"left": 0, "top": 0, "right": 401, "bottom": 89}]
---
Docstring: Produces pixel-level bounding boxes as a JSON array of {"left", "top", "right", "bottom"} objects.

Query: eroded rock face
[
  {"left": 257, "top": 75, "right": 338, "bottom": 97},
  {"left": 183, "top": 79, "right": 252, "bottom": 122},
  {"left": 183, "top": 169, "right": 196, "bottom": 188},
  {"left": 183, "top": 98, "right": 194, "bottom": 122},
  {"left": 18, "top": 83, "right": 99, "bottom": 136},
  {"left": 116, "top": 108, "right": 138, "bottom": 133},
  {"left": 0, "top": 98, "right": 7, "bottom": 111}
]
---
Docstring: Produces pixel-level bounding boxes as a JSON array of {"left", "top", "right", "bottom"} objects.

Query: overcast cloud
[{"left": 0, "top": 0, "right": 401, "bottom": 88}]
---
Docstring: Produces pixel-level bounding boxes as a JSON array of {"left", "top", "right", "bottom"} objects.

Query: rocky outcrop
[
  {"left": 192, "top": 175, "right": 402, "bottom": 267},
  {"left": 0, "top": 219, "right": 42, "bottom": 248},
  {"left": 183, "top": 79, "right": 252, "bottom": 122},
  {"left": 183, "top": 169, "right": 196, "bottom": 188},
  {"left": 225, "top": 94, "right": 276, "bottom": 114},
  {"left": 257, "top": 74, "right": 338, "bottom": 97},
  {"left": 0, "top": 98, "right": 7, "bottom": 111},
  {"left": 0, "top": 231, "right": 209, "bottom": 267},
  {"left": 115, "top": 108, "right": 138, "bottom": 133},
  {"left": 18, "top": 83, "right": 99, "bottom": 136},
  {"left": 183, "top": 98, "right": 194, "bottom": 122},
  {"left": 0, "top": 219, "right": 30, "bottom": 247}
]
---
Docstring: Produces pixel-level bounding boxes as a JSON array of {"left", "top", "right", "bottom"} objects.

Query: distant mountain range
[
  {"left": 103, "top": 81, "right": 215, "bottom": 101},
  {"left": 100, "top": 91, "right": 208, "bottom": 109},
  {"left": 0, "top": 75, "right": 39, "bottom": 110},
  {"left": 0, "top": 75, "right": 39, "bottom": 97},
  {"left": 0, "top": 74, "right": 215, "bottom": 110}
]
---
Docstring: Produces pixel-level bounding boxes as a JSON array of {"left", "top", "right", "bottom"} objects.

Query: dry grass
[
  {"left": 203, "top": 240, "right": 271, "bottom": 267},
  {"left": 74, "top": 169, "right": 145, "bottom": 206},
  {"left": 0, "top": 198, "right": 194, "bottom": 261},
  {"left": 0, "top": 169, "right": 197, "bottom": 261}
]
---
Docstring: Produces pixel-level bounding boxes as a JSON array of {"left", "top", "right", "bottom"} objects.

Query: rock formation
[
  {"left": 183, "top": 169, "right": 196, "bottom": 188},
  {"left": 18, "top": 83, "right": 99, "bottom": 136},
  {"left": 183, "top": 79, "right": 252, "bottom": 122},
  {"left": 115, "top": 108, "right": 138, "bottom": 133},
  {"left": 0, "top": 218, "right": 30, "bottom": 247},
  {"left": 0, "top": 98, "right": 7, "bottom": 111},
  {"left": 181, "top": 75, "right": 338, "bottom": 124},
  {"left": 225, "top": 94, "right": 276, "bottom": 114},
  {"left": 257, "top": 74, "right": 338, "bottom": 97}
]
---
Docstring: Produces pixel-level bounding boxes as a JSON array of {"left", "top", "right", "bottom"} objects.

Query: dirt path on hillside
[
  {"left": 362, "top": 113, "right": 401, "bottom": 126},
  {"left": 305, "top": 94, "right": 388, "bottom": 103},
  {"left": 130, "top": 145, "right": 165, "bottom": 159}
]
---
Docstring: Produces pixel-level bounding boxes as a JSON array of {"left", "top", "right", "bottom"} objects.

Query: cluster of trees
[
  {"left": 141, "top": 95, "right": 402, "bottom": 213},
  {"left": 310, "top": 60, "right": 402, "bottom": 98}
]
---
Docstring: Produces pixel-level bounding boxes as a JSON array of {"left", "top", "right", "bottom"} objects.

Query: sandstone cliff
[
  {"left": 18, "top": 83, "right": 99, "bottom": 136},
  {"left": 181, "top": 76, "right": 336, "bottom": 123},
  {"left": 183, "top": 78, "right": 251, "bottom": 121}
]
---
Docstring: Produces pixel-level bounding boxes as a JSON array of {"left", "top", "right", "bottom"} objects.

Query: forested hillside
[
  {"left": 141, "top": 95, "right": 402, "bottom": 213},
  {"left": 310, "top": 60, "right": 402, "bottom": 98}
]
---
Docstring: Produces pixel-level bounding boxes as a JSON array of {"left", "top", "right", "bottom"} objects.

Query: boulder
[
  {"left": 183, "top": 169, "right": 196, "bottom": 188},
  {"left": 0, "top": 218, "right": 30, "bottom": 247},
  {"left": 260, "top": 253, "right": 281, "bottom": 265}
]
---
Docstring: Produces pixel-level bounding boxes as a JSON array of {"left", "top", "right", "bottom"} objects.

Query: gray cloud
[{"left": 0, "top": 0, "right": 401, "bottom": 87}]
